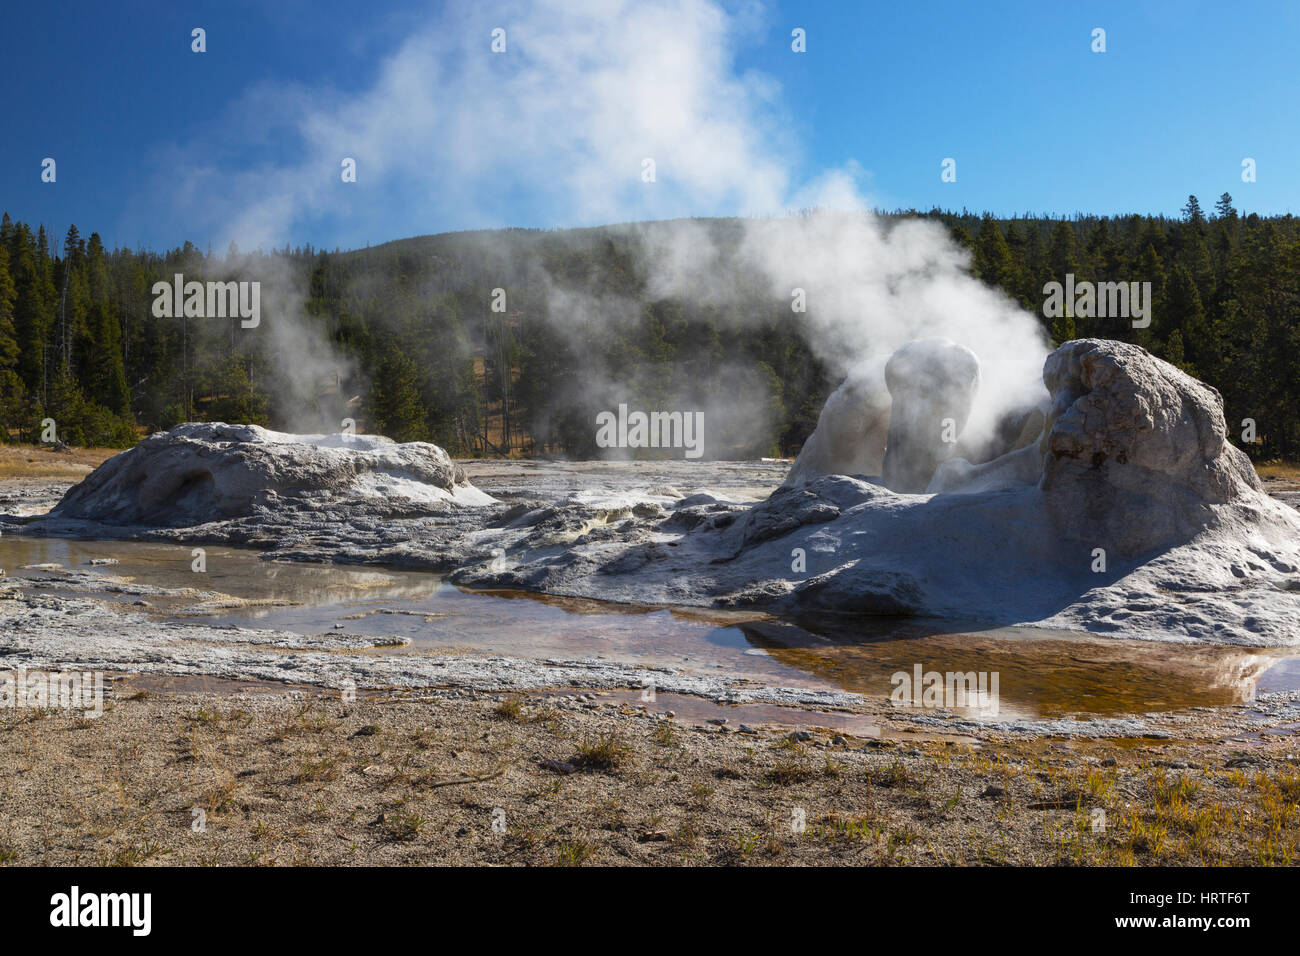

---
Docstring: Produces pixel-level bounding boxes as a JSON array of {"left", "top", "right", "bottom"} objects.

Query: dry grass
[
  {"left": 0, "top": 444, "right": 119, "bottom": 479},
  {"left": 1255, "top": 461, "right": 1300, "bottom": 481},
  {"left": 2, "top": 688, "right": 1298, "bottom": 867}
]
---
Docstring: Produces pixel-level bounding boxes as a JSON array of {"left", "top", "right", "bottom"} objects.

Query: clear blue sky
[{"left": 2, "top": 0, "right": 1296, "bottom": 252}]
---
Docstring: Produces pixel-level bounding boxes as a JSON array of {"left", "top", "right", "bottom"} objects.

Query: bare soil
[{"left": 2, "top": 684, "right": 1298, "bottom": 867}]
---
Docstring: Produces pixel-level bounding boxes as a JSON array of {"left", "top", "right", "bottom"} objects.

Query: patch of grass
[
  {"left": 573, "top": 733, "right": 629, "bottom": 771},
  {"left": 383, "top": 809, "right": 428, "bottom": 843},
  {"left": 555, "top": 838, "right": 596, "bottom": 865},
  {"left": 1081, "top": 766, "right": 1116, "bottom": 800},
  {"left": 0, "top": 445, "right": 116, "bottom": 479},
  {"left": 689, "top": 783, "right": 715, "bottom": 808},
  {"left": 732, "top": 831, "right": 761, "bottom": 859},
  {"left": 409, "top": 728, "right": 440, "bottom": 749},
  {"left": 675, "top": 820, "right": 699, "bottom": 848},
  {"left": 4, "top": 707, "right": 54, "bottom": 726},
  {"left": 198, "top": 777, "right": 240, "bottom": 816},
  {"left": 1151, "top": 767, "right": 1201, "bottom": 805},
  {"left": 108, "top": 841, "right": 172, "bottom": 867},
  {"left": 189, "top": 706, "right": 251, "bottom": 730},
  {"left": 813, "top": 812, "right": 882, "bottom": 844},
  {"left": 868, "top": 760, "right": 912, "bottom": 789},
  {"left": 492, "top": 695, "right": 557, "bottom": 725},
  {"left": 1255, "top": 461, "right": 1300, "bottom": 481},
  {"left": 294, "top": 754, "right": 341, "bottom": 784},
  {"left": 268, "top": 707, "right": 338, "bottom": 742},
  {"left": 766, "top": 759, "right": 813, "bottom": 786},
  {"left": 493, "top": 696, "right": 526, "bottom": 721}
]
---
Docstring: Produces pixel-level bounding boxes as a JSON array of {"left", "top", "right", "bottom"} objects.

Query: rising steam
[{"left": 140, "top": 0, "right": 1051, "bottom": 450}]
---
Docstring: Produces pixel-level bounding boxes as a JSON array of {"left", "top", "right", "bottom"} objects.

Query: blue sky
[{"left": 1, "top": 0, "right": 1296, "bottom": 252}]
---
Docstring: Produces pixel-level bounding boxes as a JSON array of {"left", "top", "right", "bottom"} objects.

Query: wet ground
[{"left": 4, "top": 532, "right": 1299, "bottom": 724}]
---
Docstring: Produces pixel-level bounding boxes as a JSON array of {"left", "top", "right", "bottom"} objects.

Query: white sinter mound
[
  {"left": 453, "top": 339, "right": 1300, "bottom": 645},
  {"left": 49, "top": 422, "right": 495, "bottom": 526}
]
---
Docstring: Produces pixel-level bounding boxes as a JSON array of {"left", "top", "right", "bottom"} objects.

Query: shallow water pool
[{"left": 3, "top": 534, "right": 1298, "bottom": 721}]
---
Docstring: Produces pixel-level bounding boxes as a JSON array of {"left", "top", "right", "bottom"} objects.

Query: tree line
[{"left": 0, "top": 197, "right": 1296, "bottom": 459}]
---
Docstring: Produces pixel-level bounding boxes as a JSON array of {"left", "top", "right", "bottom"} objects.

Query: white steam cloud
[{"left": 143, "top": 0, "right": 1050, "bottom": 451}]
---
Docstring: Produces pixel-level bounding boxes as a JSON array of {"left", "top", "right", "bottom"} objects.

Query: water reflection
[
  {"left": 741, "top": 617, "right": 1291, "bottom": 719},
  {"left": 4, "top": 535, "right": 1297, "bottom": 718}
]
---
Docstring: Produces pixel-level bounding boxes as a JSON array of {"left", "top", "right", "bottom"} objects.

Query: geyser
[
  {"left": 48, "top": 423, "right": 495, "bottom": 527},
  {"left": 782, "top": 357, "right": 890, "bottom": 487},
  {"left": 784, "top": 337, "right": 1031, "bottom": 493},
  {"left": 22, "top": 340, "right": 1300, "bottom": 646},
  {"left": 881, "top": 338, "right": 981, "bottom": 493},
  {"left": 451, "top": 338, "right": 1300, "bottom": 645}
]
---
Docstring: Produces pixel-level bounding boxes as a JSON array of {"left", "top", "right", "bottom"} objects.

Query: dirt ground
[
  {"left": 3, "top": 447, "right": 1299, "bottom": 867},
  {"left": 1, "top": 683, "right": 1298, "bottom": 867}
]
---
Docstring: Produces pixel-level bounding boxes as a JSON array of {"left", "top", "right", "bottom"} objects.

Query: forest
[{"left": 0, "top": 194, "right": 1296, "bottom": 460}]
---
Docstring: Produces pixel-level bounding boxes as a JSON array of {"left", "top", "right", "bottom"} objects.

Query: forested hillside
[{"left": 0, "top": 196, "right": 1296, "bottom": 459}]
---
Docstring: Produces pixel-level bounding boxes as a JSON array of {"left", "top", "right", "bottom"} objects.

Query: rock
[
  {"left": 49, "top": 422, "right": 495, "bottom": 528},
  {"left": 733, "top": 485, "right": 842, "bottom": 549},
  {"left": 539, "top": 758, "right": 577, "bottom": 774},
  {"left": 927, "top": 443, "right": 1043, "bottom": 495},
  {"left": 780, "top": 563, "right": 923, "bottom": 616},
  {"left": 882, "top": 339, "right": 981, "bottom": 493},
  {"left": 783, "top": 356, "right": 891, "bottom": 487},
  {"left": 1040, "top": 339, "right": 1260, "bottom": 555}
]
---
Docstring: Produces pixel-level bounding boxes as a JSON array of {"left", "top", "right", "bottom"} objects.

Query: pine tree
[
  {"left": 368, "top": 348, "right": 427, "bottom": 442},
  {"left": 0, "top": 243, "right": 24, "bottom": 441},
  {"left": 973, "top": 215, "right": 1017, "bottom": 291},
  {"left": 1167, "top": 263, "right": 1214, "bottom": 381}
]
